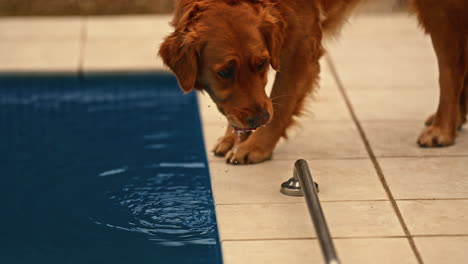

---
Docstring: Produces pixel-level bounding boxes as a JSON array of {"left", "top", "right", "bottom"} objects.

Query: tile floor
[{"left": 1, "top": 12, "right": 467, "bottom": 264}]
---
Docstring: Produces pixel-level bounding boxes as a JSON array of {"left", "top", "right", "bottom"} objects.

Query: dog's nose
[{"left": 247, "top": 111, "right": 270, "bottom": 128}]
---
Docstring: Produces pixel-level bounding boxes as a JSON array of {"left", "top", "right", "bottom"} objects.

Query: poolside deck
[{"left": 1, "top": 13, "right": 467, "bottom": 264}]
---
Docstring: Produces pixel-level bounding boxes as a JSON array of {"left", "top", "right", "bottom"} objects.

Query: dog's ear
[
  {"left": 258, "top": 9, "right": 285, "bottom": 71},
  {"left": 159, "top": 30, "right": 200, "bottom": 93}
]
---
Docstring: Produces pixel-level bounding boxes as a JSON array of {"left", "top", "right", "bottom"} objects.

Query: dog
[{"left": 159, "top": 0, "right": 468, "bottom": 165}]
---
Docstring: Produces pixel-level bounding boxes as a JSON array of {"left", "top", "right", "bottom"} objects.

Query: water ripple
[{"left": 94, "top": 168, "right": 216, "bottom": 246}]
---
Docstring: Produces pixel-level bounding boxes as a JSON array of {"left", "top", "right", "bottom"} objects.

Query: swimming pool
[{"left": 0, "top": 73, "right": 223, "bottom": 263}]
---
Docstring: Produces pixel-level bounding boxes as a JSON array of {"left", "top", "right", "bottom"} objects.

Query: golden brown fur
[
  {"left": 410, "top": 0, "right": 468, "bottom": 146},
  {"left": 159, "top": 0, "right": 468, "bottom": 164}
]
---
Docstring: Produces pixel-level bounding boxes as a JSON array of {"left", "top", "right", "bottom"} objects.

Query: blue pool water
[{"left": 0, "top": 73, "right": 222, "bottom": 264}]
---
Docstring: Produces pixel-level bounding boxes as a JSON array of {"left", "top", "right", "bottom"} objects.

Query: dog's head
[{"left": 159, "top": 0, "right": 284, "bottom": 131}]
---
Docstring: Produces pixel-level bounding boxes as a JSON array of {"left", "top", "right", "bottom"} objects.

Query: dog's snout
[{"left": 248, "top": 111, "right": 270, "bottom": 128}]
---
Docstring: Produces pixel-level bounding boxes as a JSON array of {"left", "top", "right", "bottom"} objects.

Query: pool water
[{"left": 0, "top": 73, "right": 223, "bottom": 264}]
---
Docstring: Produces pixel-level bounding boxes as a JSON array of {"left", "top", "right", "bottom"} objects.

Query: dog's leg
[
  {"left": 213, "top": 124, "right": 251, "bottom": 156},
  {"left": 425, "top": 62, "right": 468, "bottom": 130},
  {"left": 417, "top": 23, "right": 466, "bottom": 147},
  {"left": 225, "top": 50, "right": 321, "bottom": 164},
  {"left": 460, "top": 76, "right": 468, "bottom": 127}
]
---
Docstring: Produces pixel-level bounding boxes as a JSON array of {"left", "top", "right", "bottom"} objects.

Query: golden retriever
[{"left": 159, "top": 0, "right": 468, "bottom": 164}]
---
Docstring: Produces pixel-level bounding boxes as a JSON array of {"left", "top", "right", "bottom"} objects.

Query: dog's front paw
[
  {"left": 213, "top": 133, "right": 236, "bottom": 157},
  {"left": 213, "top": 130, "right": 251, "bottom": 157},
  {"left": 225, "top": 140, "right": 273, "bottom": 165},
  {"left": 417, "top": 125, "right": 455, "bottom": 147}
]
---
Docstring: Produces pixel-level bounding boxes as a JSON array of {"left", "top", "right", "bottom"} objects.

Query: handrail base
[{"left": 280, "top": 177, "right": 319, "bottom": 196}]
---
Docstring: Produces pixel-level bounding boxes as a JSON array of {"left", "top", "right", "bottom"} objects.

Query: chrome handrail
[{"left": 281, "top": 159, "right": 340, "bottom": 264}]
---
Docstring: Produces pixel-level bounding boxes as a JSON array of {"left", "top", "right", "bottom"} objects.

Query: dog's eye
[
  {"left": 217, "top": 67, "right": 234, "bottom": 79},
  {"left": 257, "top": 60, "right": 267, "bottom": 71}
]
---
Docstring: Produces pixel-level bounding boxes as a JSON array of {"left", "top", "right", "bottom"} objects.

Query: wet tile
[
  {"left": 415, "top": 236, "right": 468, "bottom": 264},
  {"left": 0, "top": 17, "right": 81, "bottom": 39},
  {"left": 361, "top": 121, "right": 468, "bottom": 157},
  {"left": 398, "top": 200, "right": 468, "bottom": 235},
  {"left": 380, "top": 157, "right": 468, "bottom": 199},
  {"left": 209, "top": 159, "right": 386, "bottom": 204},
  {"left": 0, "top": 40, "right": 80, "bottom": 72},
  {"left": 216, "top": 201, "right": 403, "bottom": 240},
  {"left": 223, "top": 238, "right": 417, "bottom": 264}
]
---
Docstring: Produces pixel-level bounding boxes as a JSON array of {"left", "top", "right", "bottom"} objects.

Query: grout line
[
  {"left": 325, "top": 53, "right": 425, "bottom": 264},
  {"left": 215, "top": 199, "right": 389, "bottom": 206},
  {"left": 377, "top": 154, "right": 468, "bottom": 158},
  {"left": 413, "top": 234, "right": 468, "bottom": 238},
  {"left": 215, "top": 198, "right": 468, "bottom": 206},
  {"left": 396, "top": 198, "right": 468, "bottom": 201},
  {"left": 222, "top": 235, "right": 408, "bottom": 242},
  {"left": 222, "top": 234, "right": 468, "bottom": 243}
]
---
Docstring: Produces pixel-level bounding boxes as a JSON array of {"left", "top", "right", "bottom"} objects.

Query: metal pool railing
[{"left": 281, "top": 159, "right": 340, "bottom": 264}]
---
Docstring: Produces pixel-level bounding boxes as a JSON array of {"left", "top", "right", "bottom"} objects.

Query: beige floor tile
[
  {"left": 327, "top": 14, "right": 430, "bottom": 51},
  {"left": 305, "top": 84, "right": 351, "bottom": 122},
  {"left": 274, "top": 121, "right": 368, "bottom": 159},
  {"left": 84, "top": 16, "right": 173, "bottom": 71},
  {"left": 198, "top": 92, "right": 226, "bottom": 126},
  {"left": 216, "top": 201, "right": 403, "bottom": 240},
  {"left": 203, "top": 121, "right": 368, "bottom": 161},
  {"left": 0, "top": 40, "right": 80, "bottom": 72},
  {"left": 327, "top": 56, "right": 438, "bottom": 91},
  {"left": 320, "top": 60, "right": 338, "bottom": 88},
  {"left": 380, "top": 157, "right": 468, "bottom": 199},
  {"left": 326, "top": 25, "right": 433, "bottom": 56},
  {"left": 325, "top": 14, "right": 438, "bottom": 92},
  {"left": 415, "top": 236, "right": 468, "bottom": 264},
  {"left": 0, "top": 17, "right": 82, "bottom": 39},
  {"left": 361, "top": 121, "right": 468, "bottom": 157},
  {"left": 209, "top": 159, "right": 386, "bottom": 204},
  {"left": 202, "top": 124, "right": 227, "bottom": 159},
  {"left": 347, "top": 89, "right": 438, "bottom": 121},
  {"left": 326, "top": 40, "right": 438, "bottom": 92},
  {"left": 222, "top": 239, "right": 322, "bottom": 264},
  {"left": 398, "top": 200, "right": 468, "bottom": 235},
  {"left": 83, "top": 38, "right": 165, "bottom": 71},
  {"left": 223, "top": 238, "right": 417, "bottom": 264},
  {"left": 86, "top": 15, "right": 172, "bottom": 38},
  {"left": 327, "top": 39, "right": 433, "bottom": 63}
]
